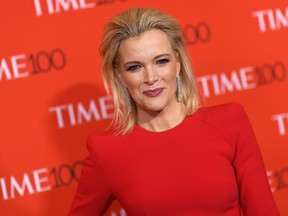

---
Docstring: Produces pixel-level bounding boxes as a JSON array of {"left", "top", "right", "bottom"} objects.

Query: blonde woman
[{"left": 68, "top": 8, "right": 279, "bottom": 216}]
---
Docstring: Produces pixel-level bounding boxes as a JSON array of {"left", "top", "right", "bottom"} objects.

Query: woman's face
[{"left": 117, "top": 29, "right": 181, "bottom": 115}]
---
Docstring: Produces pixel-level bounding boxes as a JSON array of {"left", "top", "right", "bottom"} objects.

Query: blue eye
[
  {"left": 157, "top": 58, "right": 170, "bottom": 64},
  {"left": 127, "top": 65, "right": 141, "bottom": 71}
]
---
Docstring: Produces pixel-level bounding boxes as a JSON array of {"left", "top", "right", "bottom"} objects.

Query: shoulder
[
  {"left": 86, "top": 130, "right": 123, "bottom": 153},
  {"left": 88, "top": 130, "right": 117, "bottom": 144},
  {"left": 192, "top": 102, "right": 250, "bottom": 145},
  {"left": 193, "top": 102, "right": 247, "bottom": 123}
]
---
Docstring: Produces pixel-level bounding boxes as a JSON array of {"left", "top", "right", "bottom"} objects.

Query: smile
[{"left": 143, "top": 88, "right": 165, "bottom": 97}]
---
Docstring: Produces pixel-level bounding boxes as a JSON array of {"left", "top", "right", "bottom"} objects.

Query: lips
[{"left": 143, "top": 88, "right": 164, "bottom": 97}]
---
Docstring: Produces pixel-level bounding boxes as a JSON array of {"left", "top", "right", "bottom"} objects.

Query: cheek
[
  {"left": 164, "top": 65, "right": 178, "bottom": 82},
  {"left": 121, "top": 74, "right": 143, "bottom": 95}
]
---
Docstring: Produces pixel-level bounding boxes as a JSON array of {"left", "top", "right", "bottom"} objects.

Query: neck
[{"left": 136, "top": 101, "right": 186, "bottom": 132}]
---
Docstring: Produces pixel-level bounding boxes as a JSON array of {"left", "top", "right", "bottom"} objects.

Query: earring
[
  {"left": 124, "top": 87, "right": 132, "bottom": 113},
  {"left": 176, "top": 75, "right": 183, "bottom": 102}
]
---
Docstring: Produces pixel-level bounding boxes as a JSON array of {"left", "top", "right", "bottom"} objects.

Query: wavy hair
[{"left": 99, "top": 8, "right": 199, "bottom": 135}]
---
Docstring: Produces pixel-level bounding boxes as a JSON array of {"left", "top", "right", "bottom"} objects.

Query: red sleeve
[
  {"left": 68, "top": 135, "right": 114, "bottom": 216},
  {"left": 232, "top": 104, "right": 279, "bottom": 216}
]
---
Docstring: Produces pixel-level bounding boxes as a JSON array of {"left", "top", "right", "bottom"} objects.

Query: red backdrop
[{"left": 1, "top": 0, "right": 288, "bottom": 215}]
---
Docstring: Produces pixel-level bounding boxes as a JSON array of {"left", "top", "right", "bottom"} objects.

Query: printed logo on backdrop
[
  {"left": 111, "top": 209, "right": 127, "bottom": 216},
  {"left": 182, "top": 22, "right": 211, "bottom": 45},
  {"left": 0, "top": 161, "right": 82, "bottom": 201},
  {"left": 0, "top": 49, "right": 66, "bottom": 82},
  {"left": 252, "top": 6, "right": 288, "bottom": 32},
  {"left": 0, "top": 159, "right": 127, "bottom": 216},
  {"left": 49, "top": 97, "right": 113, "bottom": 128},
  {"left": 1, "top": 164, "right": 282, "bottom": 201},
  {"left": 197, "top": 61, "right": 287, "bottom": 98},
  {"left": 267, "top": 167, "right": 288, "bottom": 193},
  {"left": 33, "top": 0, "right": 128, "bottom": 16},
  {"left": 272, "top": 112, "right": 288, "bottom": 137}
]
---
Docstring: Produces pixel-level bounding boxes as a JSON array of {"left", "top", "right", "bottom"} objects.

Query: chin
[{"left": 143, "top": 104, "right": 166, "bottom": 113}]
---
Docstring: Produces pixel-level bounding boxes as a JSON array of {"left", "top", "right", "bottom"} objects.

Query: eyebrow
[{"left": 123, "top": 53, "right": 171, "bottom": 67}]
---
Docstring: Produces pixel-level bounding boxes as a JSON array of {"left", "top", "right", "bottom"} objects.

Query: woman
[{"left": 68, "top": 8, "right": 279, "bottom": 216}]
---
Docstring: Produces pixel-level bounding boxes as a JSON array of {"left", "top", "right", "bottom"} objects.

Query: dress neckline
[{"left": 133, "top": 114, "right": 194, "bottom": 135}]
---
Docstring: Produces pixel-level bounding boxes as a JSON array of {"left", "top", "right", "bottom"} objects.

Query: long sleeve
[
  {"left": 68, "top": 135, "right": 114, "bottom": 216},
  {"left": 68, "top": 102, "right": 280, "bottom": 216},
  {"left": 232, "top": 105, "right": 279, "bottom": 216}
]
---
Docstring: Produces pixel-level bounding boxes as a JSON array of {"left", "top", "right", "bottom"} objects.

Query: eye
[
  {"left": 127, "top": 65, "right": 141, "bottom": 72},
  {"left": 156, "top": 58, "right": 170, "bottom": 65}
]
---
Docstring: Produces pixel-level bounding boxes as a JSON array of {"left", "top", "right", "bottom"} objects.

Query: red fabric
[{"left": 68, "top": 102, "right": 279, "bottom": 216}]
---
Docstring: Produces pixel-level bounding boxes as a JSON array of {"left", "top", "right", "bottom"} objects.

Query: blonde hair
[{"left": 100, "top": 8, "right": 199, "bottom": 135}]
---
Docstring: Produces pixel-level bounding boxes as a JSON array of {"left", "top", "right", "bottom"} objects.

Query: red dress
[{"left": 68, "top": 103, "right": 279, "bottom": 216}]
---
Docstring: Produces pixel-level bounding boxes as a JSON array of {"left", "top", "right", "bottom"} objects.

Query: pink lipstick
[{"left": 143, "top": 88, "right": 164, "bottom": 97}]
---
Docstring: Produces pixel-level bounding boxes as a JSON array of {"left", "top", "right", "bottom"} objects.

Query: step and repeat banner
[{"left": 1, "top": 0, "right": 288, "bottom": 215}]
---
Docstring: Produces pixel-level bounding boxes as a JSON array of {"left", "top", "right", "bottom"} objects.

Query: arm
[
  {"left": 68, "top": 135, "right": 114, "bottom": 216},
  {"left": 232, "top": 105, "right": 279, "bottom": 216}
]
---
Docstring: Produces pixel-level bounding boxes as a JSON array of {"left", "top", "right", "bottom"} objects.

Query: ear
[
  {"left": 175, "top": 52, "right": 181, "bottom": 76},
  {"left": 176, "top": 61, "right": 181, "bottom": 76}
]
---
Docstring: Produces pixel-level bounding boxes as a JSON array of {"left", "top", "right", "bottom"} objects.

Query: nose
[{"left": 144, "top": 66, "right": 158, "bottom": 85}]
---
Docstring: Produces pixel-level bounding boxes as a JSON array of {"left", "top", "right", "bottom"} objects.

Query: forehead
[{"left": 118, "top": 29, "right": 174, "bottom": 61}]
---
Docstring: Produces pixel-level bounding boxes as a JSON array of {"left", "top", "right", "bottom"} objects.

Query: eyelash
[
  {"left": 126, "top": 58, "right": 170, "bottom": 71},
  {"left": 127, "top": 65, "right": 141, "bottom": 71},
  {"left": 157, "top": 58, "right": 170, "bottom": 64}
]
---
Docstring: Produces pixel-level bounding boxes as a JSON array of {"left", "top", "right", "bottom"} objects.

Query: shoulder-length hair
[{"left": 99, "top": 8, "right": 199, "bottom": 135}]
